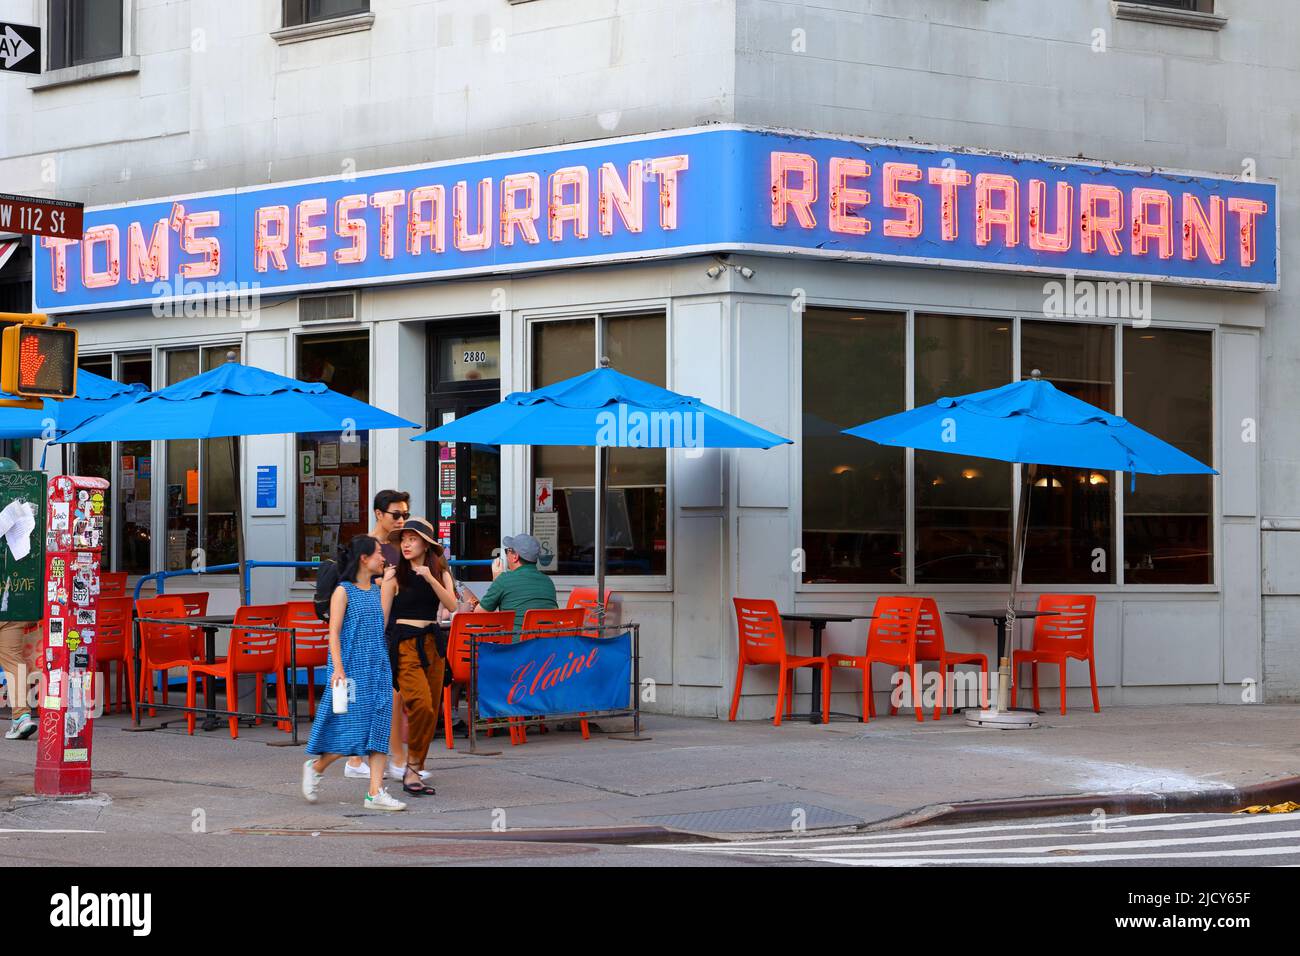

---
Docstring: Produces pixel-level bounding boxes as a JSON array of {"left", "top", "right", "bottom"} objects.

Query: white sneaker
[
  {"left": 387, "top": 763, "right": 432, "bottom": 781},
  {"left": 301, "top": 759, "right": 322, "bottom": 804},
  {"left": 344, "top": 761, "right": 370, "bottom": 779},
  {"left": 364, "top": 788, "right": 406, "bottom": 812},
  {"left": 5, "top": 714, "right": 35, "bottom": 740}
]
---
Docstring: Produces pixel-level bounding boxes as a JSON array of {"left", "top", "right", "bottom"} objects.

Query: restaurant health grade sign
[{"left": 34, "top": 126, "right": 1279, "bottom": 312}]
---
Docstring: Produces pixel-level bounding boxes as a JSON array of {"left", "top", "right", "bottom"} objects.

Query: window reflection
[
  {"left": 801, "top": 309, "right": 905, "bottom": 583},
  {"left": 530, "top": 313, "right": 667, "bottom": 576},
  {"left": 1021, "top": 322, "right": 1116, "bottom": 584},
  {"left": 914, "top": 314, "right": 1012, "bottom": 584},
  {"left": 1123, "top": 327, "right": 1213, "bottom": 584}
]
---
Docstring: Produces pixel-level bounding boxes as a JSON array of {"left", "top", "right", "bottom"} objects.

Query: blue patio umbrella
[
  {"left": 844, "top": 372, "right": 1217, "bottom": 480},
  {"left": 0, "top": 369, "right": 148, "bottom": 440},
  {"left": 413, "top": 362, "right": 791, "bottom": 616},
  {"left": 52, "top": 360, "right": 416, "bottom": 442},
  {"left": 54, "top": 357, "right": 419, "bottom": 596},
  {"left": 843, "top": 370, "right": 1216, "bottom": 715}
]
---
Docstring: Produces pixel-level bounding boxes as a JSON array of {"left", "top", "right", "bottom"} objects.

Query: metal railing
[
  {"left": 130, "top": 615, "right": 304, "bottom": 746},
  {"left": 466, "top": 622, "right": 643, "bottom": 754},
  {"left": 132, "top": 557, "right": 495, "bottom": 605}
]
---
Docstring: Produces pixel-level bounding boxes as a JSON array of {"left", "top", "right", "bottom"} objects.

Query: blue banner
[
  {"left": 476, "top": 632, "right": 632, "bottom": 719},
  {"left": 33, "top": 126, "right": 1279, "bottom": 313}
]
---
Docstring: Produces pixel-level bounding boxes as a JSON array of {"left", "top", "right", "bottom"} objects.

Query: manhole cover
[
  {"left": 637, "top": 802, "right": 863, "bottom": 833},
  {"left": 377, "top": 841, "right": 599, "bottom": 860}
]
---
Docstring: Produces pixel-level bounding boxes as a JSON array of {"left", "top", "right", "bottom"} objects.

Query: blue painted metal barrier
[{"left": 132, "top": 557, "right": 494, "bottom": 605}]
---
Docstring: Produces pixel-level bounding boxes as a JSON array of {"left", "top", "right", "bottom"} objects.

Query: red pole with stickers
[{"left": 34, "top": 475, "right": 109, "bottom": 797}]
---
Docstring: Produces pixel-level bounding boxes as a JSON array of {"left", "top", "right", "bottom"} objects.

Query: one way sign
[{"left": 0, "top": 22, "right": 39, "bottom": 75}]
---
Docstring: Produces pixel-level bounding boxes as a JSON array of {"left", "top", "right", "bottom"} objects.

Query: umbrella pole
[
  {"left": 1000, "top": 461, "right": 1035, "bottom": 712},
  {"left": 595, "top": 445, "right": 607, "bottom": 625},
  {"left": 229, "top": 435, "right": 247, "bottom": 605}
]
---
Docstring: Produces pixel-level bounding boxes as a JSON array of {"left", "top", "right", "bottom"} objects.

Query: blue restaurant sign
[
  {"left": 34, "top": 125, "right": 1279, "bottom": 312},
  {"left": 475, "top": 632, "right": 633, "bottom": 719}
]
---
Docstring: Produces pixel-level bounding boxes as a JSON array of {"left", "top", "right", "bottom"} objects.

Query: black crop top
[{"left": 391, "top": 567, "right": 448, "bottom": 620}]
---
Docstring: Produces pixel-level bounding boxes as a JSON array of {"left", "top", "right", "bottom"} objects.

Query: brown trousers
[
  {"left": 0, "top": 622, "right": 39, "bottom": 719},
  {"left": 395, "top": 635, "right": 445, "bottom": 769}
]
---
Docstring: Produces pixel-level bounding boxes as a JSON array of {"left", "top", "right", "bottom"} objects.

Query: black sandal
[{"left": 402, "top": 768, "right": 436, "bottom": 796}]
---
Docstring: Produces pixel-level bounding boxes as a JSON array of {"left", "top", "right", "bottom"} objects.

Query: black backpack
[{"left": 313, "top": 551, "right": 345, "bottom": 621}]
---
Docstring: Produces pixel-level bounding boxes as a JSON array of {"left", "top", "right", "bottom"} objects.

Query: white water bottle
[{"left": 331, "top": 677, "right": 349, "bottom": 714}]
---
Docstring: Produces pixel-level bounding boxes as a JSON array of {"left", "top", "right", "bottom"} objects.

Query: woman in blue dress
[{"left": 301, "top": 535, "right": 406, "bottom": 812}]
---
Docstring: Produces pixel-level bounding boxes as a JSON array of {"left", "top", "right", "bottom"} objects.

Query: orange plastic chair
[
  {"left": 566, "top": 587, "right": 613, "bottom": 636},
  {"left": 168, "top": 591, "right": 210, "bottom": 659},
  {"left": 729, "top": 598, "right": 830, "bottom": 726},
  {"left": 1010, "top": 594, "right": 1099, "bottom": 715},
  {"left": 99, "top": 572, "right": 128, "bottom": 598},
  {"left": 441, "top": 612, "right": 516, "bottom": 749},
  {"left": 278, "top": 601, "right": 332, "bottom": 728},
  {"left": 184, "top": 604, "right": 283, "bottom": 738},
  {"left": 827, "top": 597, "right": 925, "bottom": 722},
  {"left": 889, "top": 598, "right": 989, "bottom": 718},
  {"left": 94, "top": 597, "right": 136, "bottom": 718},
  {"left": 514, "top": 607, "right": 590, "bottom": 744},
  {"left": 135, "top": 595, "right": 195, "bottom": 717}
]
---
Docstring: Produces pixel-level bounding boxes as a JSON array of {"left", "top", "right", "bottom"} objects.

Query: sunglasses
[{"left": 384, "top": 511, "right": 410, "bottom": 521}]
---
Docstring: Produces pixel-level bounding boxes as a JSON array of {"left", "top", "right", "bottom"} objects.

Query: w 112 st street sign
[
  {"left": 0, "top": 193, "right": 83, "bottom": 241},
  {"left": 0, "top": 22, "right": 39, "bottom": 75}
]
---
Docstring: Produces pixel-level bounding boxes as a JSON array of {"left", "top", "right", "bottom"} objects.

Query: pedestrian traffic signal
[{"left": 1, "top": 320, "right": 78, "bottom": 399}]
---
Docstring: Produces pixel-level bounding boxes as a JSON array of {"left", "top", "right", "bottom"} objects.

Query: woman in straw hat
[{"left": 381, "top": 517, "right": 459, "bottom": 796}]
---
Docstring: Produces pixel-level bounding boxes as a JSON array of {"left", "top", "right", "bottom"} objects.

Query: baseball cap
[{"left": 502, "top": 533, "right": 542, "bottom": 563}]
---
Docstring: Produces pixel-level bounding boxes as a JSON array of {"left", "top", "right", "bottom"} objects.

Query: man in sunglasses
[{"left": 369, "top": 489, "right": 410, "bottom": 567}]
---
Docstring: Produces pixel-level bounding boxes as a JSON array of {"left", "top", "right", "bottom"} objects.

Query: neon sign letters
[{"left": 34, "top": 127, "right": 1278, "bottom": 311}]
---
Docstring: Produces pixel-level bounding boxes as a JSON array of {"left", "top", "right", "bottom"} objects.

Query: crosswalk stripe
[
  {"left": 660, "top": 814, "right": 1284, "bottom": 855},
  {"left": 802, "top": 845, "right": 1300, "bottom": 866},
  {"left": 650, "top": 812, "right": 1213, "bottom": 850}
]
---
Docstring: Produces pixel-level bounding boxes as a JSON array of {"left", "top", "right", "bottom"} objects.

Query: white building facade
[{"left": 1, "top": 0, "right": 1294, "bottom": 716}]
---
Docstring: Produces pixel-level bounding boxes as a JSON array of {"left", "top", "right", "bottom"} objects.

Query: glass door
[{"left": 428, "top": 322, "right": 500, "bottom": 581}]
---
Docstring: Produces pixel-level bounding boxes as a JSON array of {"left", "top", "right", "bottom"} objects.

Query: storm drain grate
[{"left": 636, "top": 802, "right": 864, "bottom": 834}]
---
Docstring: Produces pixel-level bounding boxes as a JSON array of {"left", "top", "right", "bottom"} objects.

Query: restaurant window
[
  {"left": 164, "top": 346, "right": 240, "bottom": 572},
  {"left": 1122, "top": 327, "right": 1213, "bottom": 584},
  {"left": 801, "top": 309, "right": 906, "bottom": 584},
  {"left": 914, "top": 314, "right": 1013, "bottom": 585},
  {"left": 114, "top": 353, "right": 153, "bottom": 574},
  {"left": 296, "top": 331, "right": 370, "bottom": 580},
  {"left": 67, "top": 353, "right": 151, "bottom": 574},
  {"left": 1021, "top": 322, "right": 1116, "bottom": 585},
  {"left": 282, "top": 0, "right": 368, "bottom": 28},
  {"left": 530, "top": 313, "right": 667, "bottom": 577},
  {"left": 47, "top": 0, "right": 124, "bottom": 71}
]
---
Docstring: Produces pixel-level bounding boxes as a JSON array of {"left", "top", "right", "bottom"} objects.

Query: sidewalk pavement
[{"left": 0, "top": 703, "right": 1296, "bottom": 865}]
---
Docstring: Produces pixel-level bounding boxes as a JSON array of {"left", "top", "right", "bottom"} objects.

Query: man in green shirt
[{"left": 474, "top": 533, "right": 557, "bottom": 629}]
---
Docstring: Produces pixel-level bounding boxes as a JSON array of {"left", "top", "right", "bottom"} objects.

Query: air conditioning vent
[{"left": 299, "top": 292, "right": 356, "bottom": 323}]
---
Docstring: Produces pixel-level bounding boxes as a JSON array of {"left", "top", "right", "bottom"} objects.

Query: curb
[
  {"left": 886, "top": 774, "right": 1300, "bottom": 830},
  {"left": 231, "top": 824, "right": 719, "bottom": 845}
]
